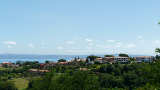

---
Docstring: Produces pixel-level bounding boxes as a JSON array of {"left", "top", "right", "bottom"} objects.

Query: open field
[
  {"left": 0, "top": 67, "right": 8, "bottom": 70},
  {"left": 10, "top": 78, "right": 29, "bottom": 90}
]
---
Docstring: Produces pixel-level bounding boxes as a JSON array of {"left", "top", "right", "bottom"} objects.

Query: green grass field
[
  {"left": 10, "top": 78, "right": 29, "bottom": 90},
  {"left": 0, "top": 67, "right": 8, "bottom": 70}
]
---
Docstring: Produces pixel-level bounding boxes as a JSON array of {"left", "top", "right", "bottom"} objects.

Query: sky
[{"left": 0, "top": 0, "right": 160, "bottom": 55}]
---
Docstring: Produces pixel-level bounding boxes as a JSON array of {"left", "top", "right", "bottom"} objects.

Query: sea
[{"left": 0, "top": 54, "right": 93, "bottom": 63}]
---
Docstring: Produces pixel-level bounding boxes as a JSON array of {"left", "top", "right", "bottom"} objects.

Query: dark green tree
[
  {"left": 87, "top": 55, "right": 98, "bottom": 61},
  {"left": 104, "top": 55, "right": 114, "bottom": 57},
  {"left": 119, "top": 53, "right": 129, "bottom": 57},
  {"left": 58, "top": 59, "right": 67, "bottom": 62},
  {"left": 0, "top": 81, "right": 17, "bottom": 90}
]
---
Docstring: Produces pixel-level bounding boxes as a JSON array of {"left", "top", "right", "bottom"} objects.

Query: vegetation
[
  {"left": 104, "top": 55, "right": 114, "bottom": 57},
  {"left": 58, "top": 59, "right": 67, "bottom": 62},
  {"left": 87, "top": 55, "right": 98, "bottom": 61},
  {"left": 119, "top": 53, "right": 129, "bottom": 57},
  {"left": 155, "top": 48, "right": 160, "bottom": 54},
  {"left": 1, "top": 61, "right": 160, "bottom": 90},
  {"left": 10, "top": 78, "right": 29, "bottom": 90},
  {"left": 26, "top": 62, "right": 160, "bottom": 90},
  {"left": 155, "top": 48, "right": 160, "bottom": 60},
  {"left": 0, "top": 80, "right": 17, "bottom": 90},
  {"left": 1, "top": 50, "right": 160, "bottom": 90}
]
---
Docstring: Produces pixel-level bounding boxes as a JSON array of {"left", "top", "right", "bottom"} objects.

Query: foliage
[
  {"left": 87, "top": 55, "right": 98, "bottom": 61},
  {"left": 0, "top": 80, "right": 17, "bottom": 90},
  {"left": 26, "top": 62, "right": 160, "bottom": 90},
  {"left": 104, "top": 55, "right": 114, "bottom": 57},
  {"left": 58, "top": 59, "right": 67, "bottom": 62},
  {"left": 119, "top": 53, "right": 129, "bottom": 57},
  {"left": 27, "top": 71, "right": 100, "bottom": 90},
  {"left": 155, "top": 48, "right": 160, "bottom": 54},
  {"left": 2, "top": 56, "right": 160, "bottom": 90},
  {"left": 9, "top": 78, "right": 29, "bottom": 90}
]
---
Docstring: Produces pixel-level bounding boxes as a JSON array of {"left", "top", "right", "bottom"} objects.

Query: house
[
  {"left": 40, "top": 62, "right": 57, "bottom": 69},
  {"left": 2, "top": 62, "right": 13, "bottom": 67},
  {"left": 59, "top": 62, "right": 68, "bottom": 65},
  {"left": 95, "top": 56, "right": 129, "bottom": 64},
  {"left": 95, "top": 57, "right": 103, "bottom": 63},
  {"left": 80, "top": 68, "right": 88, "bottom": 71},
  {"left": 2, "top": 62, "right": 12, "bottom": 65},
  {"left": 103, "top": 57, "right": 115, "bottom": 63},
  {"left": 134, "top": 56, "right": 154, "bottom": 63},
  {"left": 114, "top": 57, "right": 129, "bottom": 63},
  {"left": 29, "top": 69, "right": 49, "bottom": 73}
]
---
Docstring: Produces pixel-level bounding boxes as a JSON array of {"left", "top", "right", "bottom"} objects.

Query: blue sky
[{"left": 0, "top": 0, "right": 160, "bottom": 55}]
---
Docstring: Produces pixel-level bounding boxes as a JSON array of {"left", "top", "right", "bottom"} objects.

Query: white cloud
[
  {"left": 3, "top": 41, "right": 16, "bottom": 45},
  {"left": 85, "top": 38, "right": 93, "bottom": 42},
  {"left": 107, "top": 40, "right": 115, "bottom": 43},
  {"left": 3, "top": 41, "right": 17, "bottom": 48},
  {"left": 28, "top": 43, "right": 35, "bottom": 48},
  {"left": 154, "top": 40, "right": 160, "bottom": 44},
  {"left": 126, "top": 43, "right": 136, "bottom": 48}
]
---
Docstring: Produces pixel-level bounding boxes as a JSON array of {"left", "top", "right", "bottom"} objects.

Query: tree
[
  {"left": 58, "top": 59, "right": 66, "bottom": 62},
  {"left": 87, "top": 55, "right": 98, "bottom": 61},
  {"left": 155, "top": 48, "right": 160, "bottom": 60},
  {"left": 104, "top": 55, "right": 114, "bottom": 57},
  {"left": 155, "top": 48, "right": 160, "bottom": 54},
  {"left": 0, "top": 81, "right": 17, "bottom": 90},
  {"left": 45, "top": 60, "right": 50, "bottom": 64},
  {"left": 119, "top": 53, "right": 129, "bottom": 57}
]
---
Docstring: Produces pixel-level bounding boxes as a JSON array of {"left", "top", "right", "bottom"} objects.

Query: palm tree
[
  {"left": 155, "top": 48, "right": 160, "bottom": 60},
  {"left": 155, "top": 48, "right": 160, "bottom": 54}
]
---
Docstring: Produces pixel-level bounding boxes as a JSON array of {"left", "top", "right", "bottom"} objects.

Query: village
[{"left": 0, "top": 54, "right": 155, "bottom": 73}]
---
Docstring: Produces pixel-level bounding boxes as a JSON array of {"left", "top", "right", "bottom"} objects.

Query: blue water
[{"left": 0, "top": 54, "right": 90, "bottom": 63}]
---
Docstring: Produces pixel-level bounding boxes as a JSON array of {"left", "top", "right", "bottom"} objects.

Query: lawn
[
  {"left": 10, "top": 78, "right": 29, "bottom": 90},
  {"left": 0, "top": 67, "right": 8, "bottom": 70}
]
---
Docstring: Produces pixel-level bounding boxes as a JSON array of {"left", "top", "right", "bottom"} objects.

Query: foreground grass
[
  {"left": 10, "top": 78, "right": 29, "bottom": 90},
  {"left": 0, "top": 67, "right": 8, "bottom": 70}
]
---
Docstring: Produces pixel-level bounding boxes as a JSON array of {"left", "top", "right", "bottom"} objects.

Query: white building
[
  {"left": 114, "top": 57, "right": 129, "bottom": 63},
  {"left": 134, "top": 56, "right": 154, "bottom": 62}
]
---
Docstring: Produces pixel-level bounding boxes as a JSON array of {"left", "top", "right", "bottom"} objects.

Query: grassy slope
[
  {"left": 10, "top": 78, "right": 29, "bottom": 90},
  {"left": 0, "top": 67, "right": 8, "bottom": 70}
]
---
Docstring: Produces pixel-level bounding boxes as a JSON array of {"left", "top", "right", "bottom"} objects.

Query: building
[
  {"left": 58, "top": 62, "right": 68, "bottom": 65},
  {"left": 95, "top": 57, "right": 103, "bottom": 63},
  {"left": 29, "top": 69, "right": 49, "bottom": 73},
  {"left": 103, "top": 57, "right": 115, "bottom": 63},
  {"left": 95, "top": 56, "right": 129, "bottom": 64},
  {"left": 80, "top": 68, "right": 88, "bottom": 71},
  {"left": 114, "top": 57, "right": 129, "bottom": 63},
  {"left": 134, "top": 56, "right": 154, "bottom": 63},
  {"left": 2, "top": 62, "right": 14, "bottom": 67}
]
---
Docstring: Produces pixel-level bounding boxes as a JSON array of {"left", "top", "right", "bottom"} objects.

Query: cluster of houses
[
  {"left": 0, "top": 62, "right": 19, "bottom": 68},
  {"left": 0, "top": 55, "right": 155, "bottom": 74},
  {"left": 0, "top": 55, "right": 155, "bottom": 69},
  {"left": 94, "top": 56, "right": 154, "bottom": 64}
]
